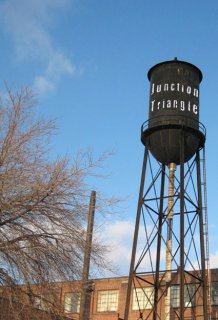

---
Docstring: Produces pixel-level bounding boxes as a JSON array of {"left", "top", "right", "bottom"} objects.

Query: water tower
[{"left": 124, "top": 59, "right": 210, "bottom": 320}]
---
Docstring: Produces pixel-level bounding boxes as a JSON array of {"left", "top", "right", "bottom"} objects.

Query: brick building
[{"left": 29, "top": 269, "right": 218, "bottom": 320}]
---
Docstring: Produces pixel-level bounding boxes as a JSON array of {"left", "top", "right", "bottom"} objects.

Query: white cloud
[
  {"left": 34, "top": 52, "right": 75, "bottom": 93},
  {"left": 94, "top": 220, "right": 134, "bottom": 276},
  {"left": 0, "top": 0, "right": 75, "bottom": 94},
  {"left": 34, "top": 76, "right": 55, "bottom": 94},
  {"left": 98, "top": 219, "right": 165, "bottom": 276},
  {"left": 191, "top": 250, "right": 218, "bottom": 271},
  {"left": 209, "top": 251, "right": 218, "bottom": 269}
]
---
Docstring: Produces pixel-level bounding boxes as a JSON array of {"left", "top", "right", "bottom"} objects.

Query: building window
[
  {"left": 97, "top": 290, "right": 119, "bottom": 312},
  {"left": 132, "top": 287, "right": 154, "bottom": 310},
  {"left": 171, "top": 285, "right": 180, "bottom": 308},
  {"left": 33, "top": 293, "right": 55, "bottom": 311},
  {"left": 184, "top": 284, "right": 195, "bottom": 307},
  {"left": 211, "top": 282, "right": 218, "bottom": 305},
  {"left": 171, "top": 284, "right": 195, "bottom": 308},
  {"left": 64, "top": 292, "right": 81, "bottom": 313}
]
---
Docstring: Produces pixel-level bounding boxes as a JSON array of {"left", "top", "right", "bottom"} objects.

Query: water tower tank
[{"left": 141, "top": 59, "right": 206, "bottom": 165}]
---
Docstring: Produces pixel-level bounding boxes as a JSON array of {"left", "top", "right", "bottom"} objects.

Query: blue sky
[{"left": 0, "top": 0, "right": 218, "bottom": 276}]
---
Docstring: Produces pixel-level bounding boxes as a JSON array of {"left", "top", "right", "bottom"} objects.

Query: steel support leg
[
  {"left": 196, "top": 150, "right": 208, "bottom": 320},
  {"left": 180, "top": 131, "right": 185, "bottom": 320},
  {"left": 124, "top": 148, "right": 148, "bottom": 320}
]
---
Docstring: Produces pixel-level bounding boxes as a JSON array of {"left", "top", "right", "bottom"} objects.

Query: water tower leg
[
  {"left": 180, "top": 131, "right": 185, "bottom": 320},
  {"left": 124, "top": 148, "right": 148, "bottom": 320},
  {"left": 196, "top": 150, "right": 208, "bottom": 320}
]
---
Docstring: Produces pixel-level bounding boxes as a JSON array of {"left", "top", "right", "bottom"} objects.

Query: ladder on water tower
[{"left": 201, "top": 146, "right": 211, "bottom": 320}]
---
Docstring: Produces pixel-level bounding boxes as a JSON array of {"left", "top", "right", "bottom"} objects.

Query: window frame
[
  {"left": 171, "top": 285, "right": 180, "bottom": 308},
  {"left": 64, "top": 292, "right": 81, "bottom": 313},
  {"left": 96, "top": 290, "right": 119, "bottom": 313},
  {"left": 211, "top": 282, "right": 218, "bottom": 305},
  {"left": 170, "top": 284, "right": 195, "bottom": 308},
  {"left": 132, "top": 287, "right": 154, "bottom": 311},
  {"left": 33, "top": 293, "right": 56, "bottom": 311}
]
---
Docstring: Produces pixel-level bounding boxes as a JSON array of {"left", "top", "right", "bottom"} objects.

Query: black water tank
[{"left": 141, "top": 59, "right": 205, "bottom": 165}]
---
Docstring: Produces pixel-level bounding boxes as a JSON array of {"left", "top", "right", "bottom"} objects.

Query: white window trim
[
  {"left": 132, "top": 287, "right": 154, "bottom": 310},
  {"left": 97, "top": 290, "right": 119, "bottom": 312}
]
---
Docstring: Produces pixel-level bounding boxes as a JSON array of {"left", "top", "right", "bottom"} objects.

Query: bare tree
[{"left": 0, "top": 87, "right": 117, "bottom": 319}]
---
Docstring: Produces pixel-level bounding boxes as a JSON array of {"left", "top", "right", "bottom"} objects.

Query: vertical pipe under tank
[{"left": 165, "top": 163, "right": 176, "bottom": 320}]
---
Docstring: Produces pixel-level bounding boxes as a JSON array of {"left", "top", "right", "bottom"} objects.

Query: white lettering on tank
[
  {"left": 173, "top": 100, "right": 177, "bottom": 108},
  {"left": 167, "top": 100, "right": 171, "bottom": 108},
  {"left": 188, "top": 101, "right": 191, "bottom": 111},
  {"left": 193, "top": 88, "right": 199, "bottom": 97},
  {"left": 151, "top": 100, "right": 155, "bottom": 111},
  {"left": 177, "top": 83, "right": 180, "bottom": 91},
  {"left": 157, "top": 85, "right": 161, "bottom": 92},
  {"left": 150, "top": 82, "right": 198, "bottom": 97},
  {"left": 187, "top": 86, "right": 191, "bottom": 94},
  {"left": 171, "top": 83, "right": 175, "bottom": 91},
  {"left": 180, "top": 101, "right": 185, "bottom": 111},
  {"left": 164, "top": 84, "right": 169, "bottom": 91},
  {"left": 193, "top": 104, "right": 198, "bottom": 114}
]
